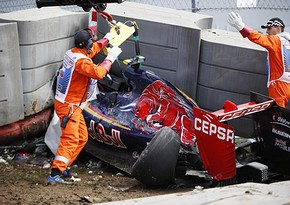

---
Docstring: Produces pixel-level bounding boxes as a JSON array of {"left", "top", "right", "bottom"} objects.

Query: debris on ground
[{"left": 0, "top": 136, "right": 191, "bottom": 205}]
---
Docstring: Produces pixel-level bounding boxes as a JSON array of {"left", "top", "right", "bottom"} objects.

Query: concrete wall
[
  {"left": 198, "top": 29, "right": 268, "bottom": 136},
  {"left": 98, "top": 2, "right": 213, "bottom": 99},
  {"left": 0, "top": 22, "right": 24, "bottom": 126},
  {"left": 0, "top": 7, "right": 89, "bottom": 126}
]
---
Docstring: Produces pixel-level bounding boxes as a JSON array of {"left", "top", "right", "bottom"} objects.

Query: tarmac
[{"left": 97, "top": 180, "right": 290, "bottom": 205}]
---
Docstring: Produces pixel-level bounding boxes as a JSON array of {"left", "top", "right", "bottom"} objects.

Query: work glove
[
  {"left": 105, "top": 47, "right": 122, "bottom": 63},
  {"left": 227, "top": 12, "right": 245, "bottom": 31},
  {"left": 103, "top": 32, "right": 114, "bottom": 42}
]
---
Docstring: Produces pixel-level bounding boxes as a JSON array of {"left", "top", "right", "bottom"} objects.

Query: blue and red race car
[{"left": 40, "top": 0, "right": 290, "bottom": 187}]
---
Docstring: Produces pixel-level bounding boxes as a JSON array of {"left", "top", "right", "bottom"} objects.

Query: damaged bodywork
[{"left": 38, "top": 1, "right": 290, "bottom": 187}]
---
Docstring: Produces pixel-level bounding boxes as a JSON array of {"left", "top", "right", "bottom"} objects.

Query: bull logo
[{"left": 132, "top": 80, "right": 195, "bottom": 146}]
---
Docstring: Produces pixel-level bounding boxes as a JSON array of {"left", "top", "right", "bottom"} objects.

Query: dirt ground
[
  {"left": 1, "top": 140, "right": 290, "bottom": 205},
  {"left": 0, "top": 147, "right": 192, "bottom": 205}
]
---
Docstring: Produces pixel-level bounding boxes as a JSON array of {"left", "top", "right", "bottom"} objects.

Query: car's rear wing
[
  {"left": 212, "top": 92, "right": 275, "bottom": 122},
  {"left": 193, "top": 92, "right": 275, "bottom": 182}
]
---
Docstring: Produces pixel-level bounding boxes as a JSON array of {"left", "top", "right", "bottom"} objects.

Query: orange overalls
[
  {"left": 52, "top": 40, "right": 111, "bottom": 173},
  {"left": 246, "top": 31, "right": 290, "bottom": 107}
]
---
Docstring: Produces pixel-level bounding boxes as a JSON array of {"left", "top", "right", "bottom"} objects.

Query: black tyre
[
  {"left": 81, "top": 6, "right": 92, "bottom": 12},
  {"left": 131, "top": 127, "right": 181, "bottom": 187},
  {"left": 95, "top": 3, "right": 107, "bottom": 11}
]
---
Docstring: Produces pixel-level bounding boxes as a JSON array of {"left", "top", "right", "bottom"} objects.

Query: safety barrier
[
  {"left": 0, "top": 7, "right": 89, "bottom": 126},
  {"left": 0, "top": 2, "right": 268, "bottom": 137}
]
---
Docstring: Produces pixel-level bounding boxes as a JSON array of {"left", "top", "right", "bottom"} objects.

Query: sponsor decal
[
  {"left": 271, "top": 113, "right": 290, "bottom": 129},
  {"left": 218, "top": 101, "right": 273, "bottom": 122},
  {"left": 88, "top": 120, "right": 127, "bottom": 149},
  {"left": 194, "top": 116, "right": 234, "bottom": 144},
  {"left": 193, "top": 107, "right": 236, "bottom": 181},
  {"left": 275, "top": 138, "right": 290, "bottom": 152},
  {"left": 272, "top": 126, "right": 290, "bottom": 139},
  {"left": 63, "top": 53, "right": 74, "bottom": 68},
  {"left": 132, "top": 151, "right": 139, "bottom": 159}
]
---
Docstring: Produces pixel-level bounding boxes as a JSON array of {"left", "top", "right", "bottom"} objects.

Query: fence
[
  {"left": 129, "top": 0, "right": 290, "bottom": 31},
  {"left": 1, "top": 0, "right": 290, "bottom": 13},
  {"left": 1, "top": 0, "right": 289, "bottom": 31}
]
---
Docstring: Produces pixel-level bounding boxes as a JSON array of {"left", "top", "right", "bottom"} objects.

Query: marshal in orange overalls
[
  {"left": 52, "top": 38, "right": 111, "bottom": 173},
  {"left": 239, "top": 28, "right": 290, "bottom": 108}
]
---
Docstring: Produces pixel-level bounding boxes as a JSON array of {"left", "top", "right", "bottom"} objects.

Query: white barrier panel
[
  {"left": 0, "top": 7, "right": 89, "bottom": 117},
  {"left": 23, "top": 80, "right": 54, "bottom": 116},
  {"left": 198, "top": 29, "right": 268, "bottom": 136},
  {"left": 22, "top": 61, "right": 62, "bottom": 93},
  {"left": 19, "top": 37, "right": 74, "bottom": 69},
  {"left": 0, "top": 7, "right": 89, "bottom": 45},
  {"left": 97, "top": 1, "right": 213, "bottom": 99},
  {"left": 0, "top": 23, "right": 24, "bottom": 126}
]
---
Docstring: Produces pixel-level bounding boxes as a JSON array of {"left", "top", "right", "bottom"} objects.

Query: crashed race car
[
  {"left": 82, "top": 17, "right": 290, "bottom": 187},
  {"left": 83, "top": 64, "right": 290, "bottom": 187},
  {"left": 41, "top": 1, "right": 290, "bottom": 187}
]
